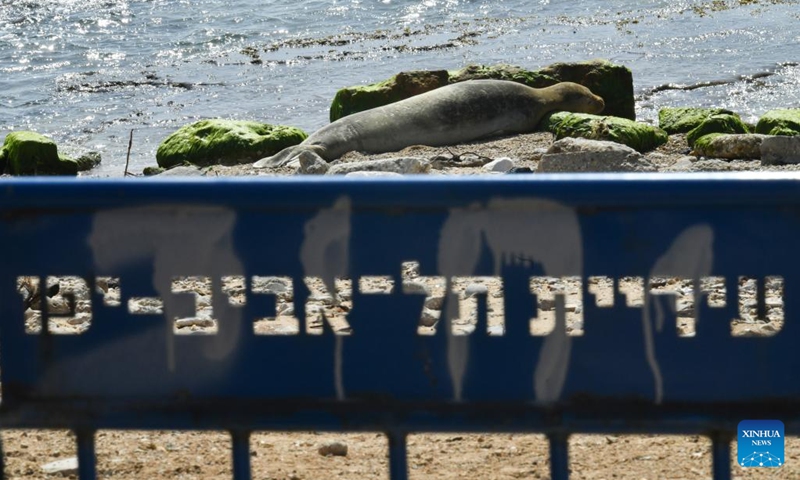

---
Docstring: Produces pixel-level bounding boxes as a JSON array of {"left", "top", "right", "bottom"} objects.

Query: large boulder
[
  {"left": 447, "top": 63, "right": 556, "bottom": 87},
  {"left": 761, "top": 136, "right": 800, "bottom": 165},
  {"left": 329, "top": 60, "right": 635, "bottom": 122},
  {"left": 542, "top": 112, "right": 668, "bottom": 152},
  {"left": 658, "top": 107, "right": 736, "bottom": 134},
  {"left": 329, "top": 70, "right": 450, "bottom": 122},
  {"left": 156, "top": 119, "right": 307, "bottom": 168},
  {"left": 685, "top": 113, "right": 750, "bottom": 147},
  {"left": 755, "top": 109, "right": 800, "bottom": 136},
  {"left": 1, "top": 131, "right": 78, "bottom": 176},
  {"left": 537, "top": 137, "right": 656, "bottom": 173},
  {"left": 535, "top": 60, "right": 635, "bottom": 119},
  {"left": 692, "top": 133, "right": 767, "bottom": 159}
]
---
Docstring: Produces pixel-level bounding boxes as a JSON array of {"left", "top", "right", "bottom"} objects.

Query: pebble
[
  {"left": 465, "top": 283, "right": 489, "bottom": 297},
  {"left": 424, "top": 295, "right": 444, "bottom": 310},
  {"left": 766, "top": 297, "right": 783, "bottom": 308},
  {"left": 487, "top": 324, "right": 505, "bottom": 336},
  {"left": 41, "top": 457, "right": 79, "bottom": 476},
  {"left": 482, "top": 157, "right": 515, "bottom": 172},
  {"left": 420, "top": 307, "right": 440, "bottom": 327},
  {"left": 662, "top": 156, "right": 695, "bottom": 172},
  {"left": 156, "top": 165, "right": 204, "bottom": 176},
  {"left": 254, "top": 277, "right": 290, "bottom": 294},
  {"left": 326, "top": 157, "right": 430, "bottom": 175},
  {"left": 47, "top": 297, "right": 73, "bottom": 315},
  {"left": 403, "top": 281, "right": 430, "bottom": 295},
  {"left": 297, "top": 150, "right": 329, "bottom": 174},
  {"left": 175, "top": 317, "right": 215, "bottom": 328},
  {"left": 318, "top": 441, "right": 348, "bottom": 457},
  {"left": 344, "top": 171, "right": 403, "bottom": 177}
]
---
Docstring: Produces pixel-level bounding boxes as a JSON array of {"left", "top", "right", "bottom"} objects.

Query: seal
[{"left": 254, "top": 80, "right": 605, "bottom": 167}]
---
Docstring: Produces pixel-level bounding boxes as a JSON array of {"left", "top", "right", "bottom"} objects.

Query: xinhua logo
[{"left": 738, "top": 420, "right": 784, "bottom": 468}]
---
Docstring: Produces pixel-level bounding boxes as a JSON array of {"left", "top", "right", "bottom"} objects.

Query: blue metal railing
[{"left": 1, "top": 174, "right": 799, "bottom": 479}]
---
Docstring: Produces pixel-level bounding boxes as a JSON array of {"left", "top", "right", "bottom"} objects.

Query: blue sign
[{"left": 738, "top": 420, "right": 784, "bottom": 468}]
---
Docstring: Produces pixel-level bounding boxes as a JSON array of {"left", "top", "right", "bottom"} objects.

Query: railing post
[
  {"left": 231, "top": 430, "right": 251, "bottom": 480},
  {"left": 387, "top": 430, "right": 408, "bottom": 480},
  {"left": 548, "top": 432, "right": 570, "bottom": 480},
  {"left": 76, "top": 429, "right": 96, "bottom": 480},
  {"left": 711, "top": 432, "right": 733, "bottom": 480},
  {"left": 1, "top": 433, "right": 5, "bottom": 480}
]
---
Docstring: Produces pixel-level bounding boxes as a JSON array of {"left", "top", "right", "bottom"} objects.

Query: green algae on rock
[
  {"left": 329, "top": 60, "right": 634, "bottom": 122},
  {"left": 1, "top": 131, "right": 78, "bottom": 176},
  {"left": 691, "top": 133, "right": 767, "bottom": 159},
  {"left": 658, "top": 107, "right": 736, "bottom": 134},
  {"left": 329, "top": 70, "right": 450, "bottom": 122},
  {"left": 156, "top": 119, "right": 308, "bottom": 168},
  {"left": 542, "top": 112, "right": 668, "bottom": 152},
  {"left": 74, "top": 151, "right": 102, "bottom": 172},
  {"left": 755, "top": 109, "right": 800, "bottom": 136},
  {"left": 685, "top": 113, "right": 750, "bottom": 147}
]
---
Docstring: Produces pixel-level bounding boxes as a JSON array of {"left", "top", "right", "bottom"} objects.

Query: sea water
[{"left": 1, "top": 0, "right": 798, "bottom": 176}]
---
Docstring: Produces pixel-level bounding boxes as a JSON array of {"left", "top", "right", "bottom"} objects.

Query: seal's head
[{"left": 549, "top": 82, "right": 605, "bottom": 115}]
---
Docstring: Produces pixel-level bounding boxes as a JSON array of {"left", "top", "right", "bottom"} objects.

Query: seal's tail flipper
[{"left": 254, "top": 145, "right": 303, "bottom": 168}]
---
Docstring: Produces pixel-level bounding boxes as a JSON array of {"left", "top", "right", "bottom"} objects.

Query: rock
[
  {"left": 761, "top": 136, "right": 800, "bottom": 165},
  {"left": 1, "top": 131, "right": 78, "bottom": 176},
  {"left": 487, "top": 325, "right": 505, "bottom": 335},
  {"left": 156, "top": 165, "right": 205, "bottom": 176},
  {"left": 344, "top": 171, "right": 404, "bottom": 177},
  {"left": 688, "top": 158, "right": 754, "bottom": 171},
  {"left": 542, "top": 112, "right": 668, "bottom": 152},
  {"left": 326, "top": 157, "right": 429, "bottom": 175},
  {"left": 424, "top": 295, "right": 444, "bottom": 310},
  {"left": 661, "top": 155, "right": 696, "bottom": 172},
  {"left": 156, "top": 119, "right": 307, "bottom": 168},
  {"left": 175, "top": 317, "right": 216, "bottom": 328},
  {"left": 403, "top": 281, "right": 429, "bottom": 295},
  {"left": 253, "top": 276, "right": 290, "bottom": 294},
  {"left": 686, "top": 114, "right": 750, "bottom": 147},
  {"left": 465, "top": 283, "right": 489, "bottom": 297},
  {"left": 692, "top": 133, "right": 768, "bottom": 159},
  {"left": 297, "top": 150, "right": 330, "bottom": 174},
  {"left": 482, "top": 157, "right": 515, "bottom": 172},
  {"left": 658, "top": 107, "right": 735, "bottom": 134},
  {"left": 330, "top": 60, "right": 635, "bottom": 122},
  {"left": 420, "top": 307, "right": 440, "bottom": 327},
  {"left": 75, "top": 151, "right": 102, "bottom": 171},
  {"left": 330, "top": 70, "right": 450, "bottom": 122},
  {"left": 535, "top": 59, "right": 636, "bottom": 119},
  {"left": 318, "top": 441, "right": 348, "bottom": 457},
  {"left": 538, "top": 137, "right": 656, "bottom": 173},
  {"left": 755, "top": 108, "right": 800, "bottom": 136},
  {"left": 41, "top": 457, "right": 79, "bottom": 476},
  {"left": 143, "top": 166, "right": 166, "bottom": 176},
  {"left": 507, "top": 166, "right": 533, "bottom": 174}
]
